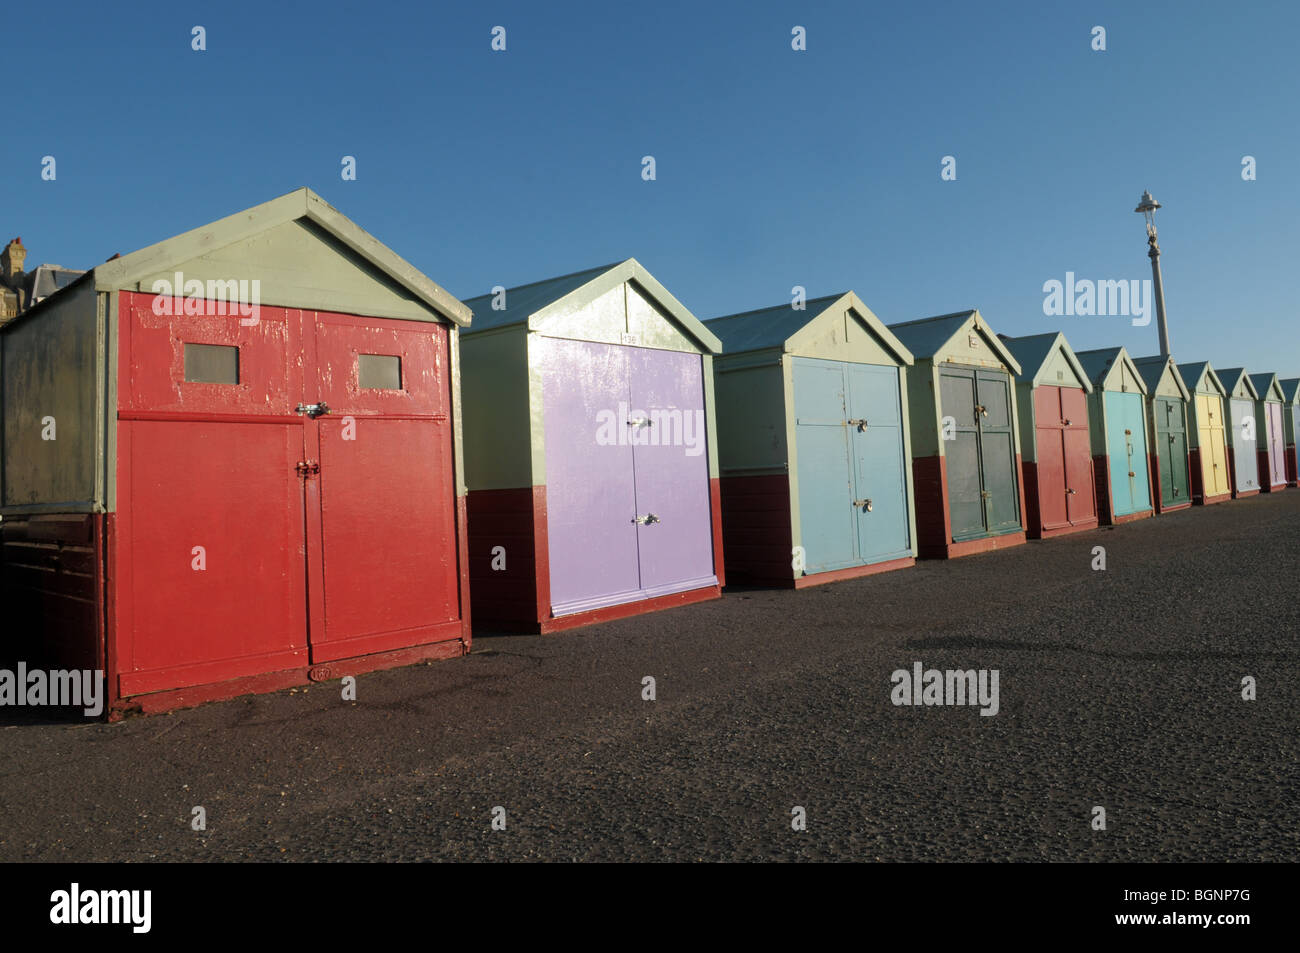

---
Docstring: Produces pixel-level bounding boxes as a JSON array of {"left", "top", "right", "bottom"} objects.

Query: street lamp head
[{"left": 1134, "top": 190, "right": 1161, "bottom": 214}]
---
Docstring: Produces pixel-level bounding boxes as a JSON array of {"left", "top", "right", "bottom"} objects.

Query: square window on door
[
  {"left": 183, "top": 343, "right": 240, "bottom": 384},
  {"left": 359, "top": 354, "right": 402, "bottom": 390}
]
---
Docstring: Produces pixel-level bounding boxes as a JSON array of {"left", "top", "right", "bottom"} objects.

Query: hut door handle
[
  {"left": 632, "top": 513, "right": 660, "bottom": 525},
  {"left": 627, "top": 416, "right": 651, "bottom": 428},
  {"left": 295, "top": 402, "right": 330, "bottom": 419},
  {"left": 853, "top": 498, "right": 873, "bottom": 511},
  {"left": 975, "top": 405, "right": 988, "bottom": 417},
  {"left": 1124, "top": 428, "right": 1132, "bottom": 435},
  {"left": 1062, "top": 418, "right": 1072, "bottom": 426},
  {"left": 980, "top": 490, "right": 991, "bottom": 499},
  {"left": 295, "top": 460, "right": 320, "bottom": 476},
  {"left": 847, "top": 418, "right": 868, "bottom": 431},
  {"left": 1066, "top": 488, "right": 1076, "bottom": 495}
]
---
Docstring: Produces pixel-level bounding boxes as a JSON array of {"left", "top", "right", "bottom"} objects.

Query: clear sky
[{"left": 6, "top": 0, "right": 1297, "bottom": 373}]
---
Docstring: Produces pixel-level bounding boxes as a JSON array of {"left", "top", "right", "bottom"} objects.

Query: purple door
[
  {"left": 539, "top": 338, "right": 642, "bottom": 614},
  {"left": 628, "top": 347, "right": 716, "bottom": 596},
  {"left": 539, "top": 337, "right": 716, "bottom": 616},
  {"left": 1268, "top": 402, "right": 1287, "bottom": 486}
]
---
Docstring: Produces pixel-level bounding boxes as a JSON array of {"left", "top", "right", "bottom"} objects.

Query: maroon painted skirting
[
  {"left": 718, "top": 473, "right": 793, "bottom": 586},
  {"left": 468, "top": 479, "right": 726, "bottom": 633},
  {"left": 1258, "top": 449, "right": 1288, "bottom": 492},
  {"left": 912, "top": 454, "right": 1027, "bottom": 559}
]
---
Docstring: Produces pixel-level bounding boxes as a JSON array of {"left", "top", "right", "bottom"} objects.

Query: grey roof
[
  {"left": 27, "top": 264, "right": 86, "bottom": 303},
  {"left": 1280, "top": 378, "right": 1300, "bottom": 403},
  {"left": 461, "top": 263, "right": 620, "bottom": 333},
  {"left": 705, "top": 294, "right": 847, "bottom": 352},
  {"left": 1177, "top": 361, "right": 1213, "bottom": 390},
  {"left": 998, "top": 332, "right": 1062, "bottom": 383},
  {"left": 887, "top": 311, "right": 978, "bottom": 356},
  {"left": 1216, "top": 367, "right": 1256, "bottom": 399},
  {"left": 1132, "top": 354, "right": 1190, "bottom": 399},
  {"left": 1075, "top": 346, "right": 1125, "bottom": 386}
]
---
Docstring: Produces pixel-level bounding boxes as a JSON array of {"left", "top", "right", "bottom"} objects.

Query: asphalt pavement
[{"left": 2, "top": 491, "right": 1297, "bottom": 861}]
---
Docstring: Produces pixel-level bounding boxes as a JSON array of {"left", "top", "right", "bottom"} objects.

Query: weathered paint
[
  {"left": 708, "top": 292, "right": 915, "bottom": 586},
  {"left": 1, "top": 277, "right": 101, "bottom": 511},
  {"left": 1177, "top": 362, "right": 1232, "bottom": 505},
  {"left": 890, "top": 310, "right": 1026, "bottom": 559},
  {"left": 0, "top": 189, "right": 472, "bottom": 715},
  {"left": 460, "top": 261, "right": 724, "bottom": 630}
]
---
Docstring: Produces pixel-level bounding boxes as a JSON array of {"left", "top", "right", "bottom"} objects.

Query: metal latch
[
  {"left": 975, "top": 405, "right": 988, "bottom": 417},
  {"left": 1124, "top": 428, "right": 1132, "bottom": 435},
  {"left": 628, "top": 416, "right": 652, "bottom": 428},
  {"left": 1128, "top": 471, "right": 1136, "bottom": 477},
  {"left": 1062, "top": 418, "right": 1072, "bottom": 426},
  {"left": 847, "top": 418, "right": 868, "bottom": 431},
  {"left": 632, "top": 514, "right": 660, "bottom": 525},
  {"left": 295, "top": 460, "right": 321, "bottom": 476},
  {"left": 1066, "top": 488, "right": 1076, "bottom": 495},
  {"left": 980, "top": 490, "right": 991, "bottom": 499},
  {"left": 853, "top": 498, "right": 873, "bottom": 512},
  {"left": 295, "top": 402, "right": 331, "bottom": 419}
]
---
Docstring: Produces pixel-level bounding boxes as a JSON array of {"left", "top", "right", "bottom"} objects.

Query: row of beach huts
[{"left": 1, "top": 189, "right": 1295, "bottom": 715}]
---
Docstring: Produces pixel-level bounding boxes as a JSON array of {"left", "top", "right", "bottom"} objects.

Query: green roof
[
  {"left": 1132, "top": 354, "right": 1191, "bottom": 401},
  {"left": 999, "top": 331, "right": 1091, "bottom": 390},
  {"left": 887, "top": 309, "right": 1021, "bottom": 372}
]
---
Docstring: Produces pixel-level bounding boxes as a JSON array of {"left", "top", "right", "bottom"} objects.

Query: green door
[
  {"left": 939, "top": 365, "right": 1021, "bottom": 540},
  {"left": 939, "top": 367, "right": 985, "bottom": 540},
  {"left": 976, "top": 369, "right": 1021, "bottom": 533},
  {"left": 1154, "top": 396, "right": 1189, "bottom": 507}
]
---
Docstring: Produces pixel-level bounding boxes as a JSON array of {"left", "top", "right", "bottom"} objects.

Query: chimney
[{"left": 1, "top": 237, "right": 26, "bottom": 280}]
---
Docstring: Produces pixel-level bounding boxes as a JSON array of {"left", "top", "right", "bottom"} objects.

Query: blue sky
[{"left": 7, "top": 0, "right": 1298, "bottom": 372}]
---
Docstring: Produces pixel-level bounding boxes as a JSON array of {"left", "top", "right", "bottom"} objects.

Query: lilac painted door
[
  {"left": 1267, "top": 402, "right": 1287, "bottom": 486},
  {"left": 539, "top": 337, "right": 642, "bottom": 614},
  {"left": 539, "top": 338, "right": 716, "bottom": 617},
  {"left": 628, "top": 347, "right": 716, "bottom": 596}
]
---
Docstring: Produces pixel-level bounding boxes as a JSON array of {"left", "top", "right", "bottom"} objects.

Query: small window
[
  {"left": 359, "top": 354, "right": 402, "bottom": 390},
  {"left": 184, "top": 343, "right": 239, "bottom": 384}
]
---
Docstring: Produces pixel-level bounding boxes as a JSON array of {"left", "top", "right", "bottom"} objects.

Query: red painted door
[
  {"left": 1060, "top": 388, "right": 1096, "bottom": 523},
  {"left": 116, "top": 293, "right": 309, "bottom": 696},
  {"left": 306, "top": 311, "right": 460, "bottom": 662},
  {"left": 1033, "top": 387, "right": 1069, "bottom": 531},
  {"left": 116, "top": 293, "right": 461, "bottom": 697}
]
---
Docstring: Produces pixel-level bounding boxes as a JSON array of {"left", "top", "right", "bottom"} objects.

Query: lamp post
[{"left": 1135, "top": 190, "right": 1171, "bottom": 356}]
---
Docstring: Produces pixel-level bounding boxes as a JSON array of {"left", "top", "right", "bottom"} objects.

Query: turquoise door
[
  {"left": 1103, "top": 391, "right": 1151, "bottom": 515},
  {"left": 793, "top": 358, "right": 910, "bottom": 573},
  {"left": 846, "top": 363, "right": 911, "bottom": 563}
]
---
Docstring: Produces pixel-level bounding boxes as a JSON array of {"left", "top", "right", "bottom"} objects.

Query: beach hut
[
  {"left": 1133, "top": 355, "right": 1193, "bottom": 514},
  {"left": 887, "top": 311, "right": 1026, "bottom": 559},
  {"left": 1215, "top": 368, "right": 1261, "bottom": 497},
  {"left": 999, "top": 332, "right": 1097, "bottom": 539},
  {"left": 707, "top": 293, "right": 916, "bottom": 586},
  {"left": 1177, "top": 362, "right": 1232, "bottom": 505},
  {"left": 1076, "top": 347, "right": 1154, "bottom": 524},
  {"left": 1248, "top": 372, "right": 1288, "bottom": 492},
  {"left": 0, "top": 189, "right": 473, "bottom": 715},
  {"left": 459, "top": 260, "right": 724, "bottom": 632},
  {"left": 1281, "top": 378, "right": 1300, "bottom": 487}
]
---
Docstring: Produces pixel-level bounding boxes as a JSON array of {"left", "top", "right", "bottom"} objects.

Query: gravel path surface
[{"left": 3, "top": 491, "right": 1297, "bottom": 862}]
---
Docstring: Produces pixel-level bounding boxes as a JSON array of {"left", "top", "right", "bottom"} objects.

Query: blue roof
[
  {"left": 1280, "top": 378, "right": 1300, "bottom": 403},
  {"left": 1177, "top": 361, "right": 1213, "bottom": 390},
  {"left": 461, "top": 262, "right": 621, "bottom": 333}
]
